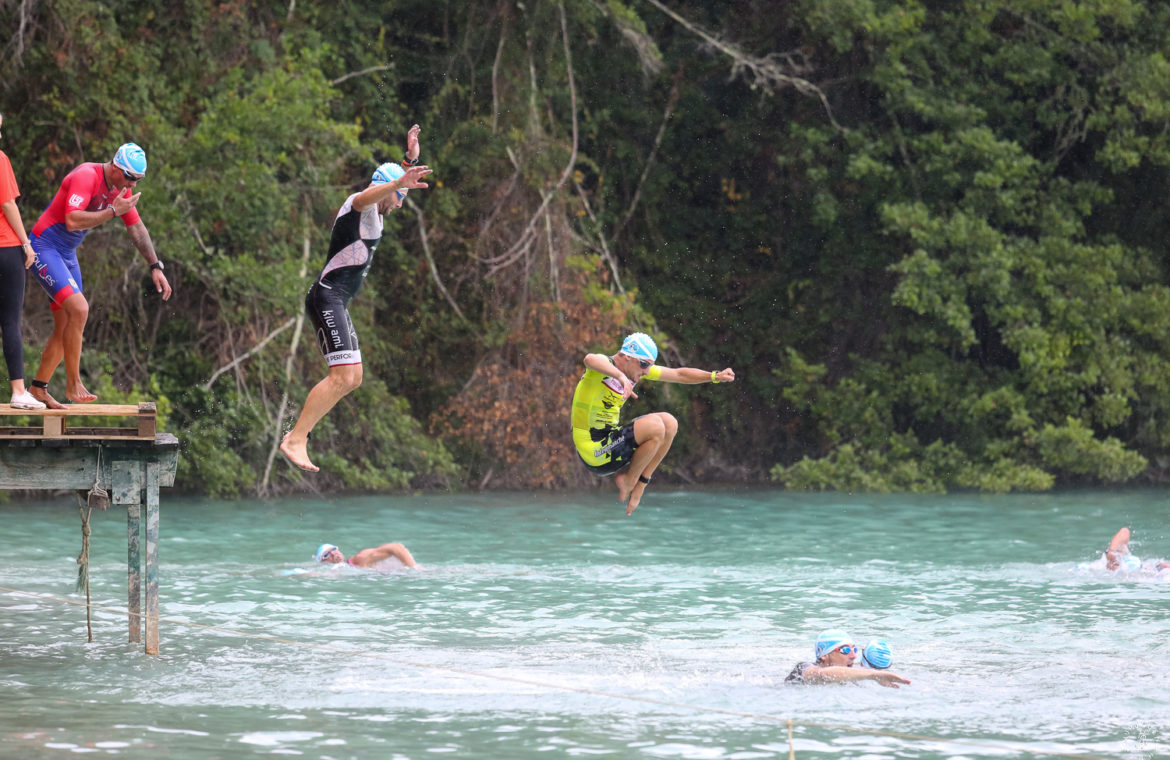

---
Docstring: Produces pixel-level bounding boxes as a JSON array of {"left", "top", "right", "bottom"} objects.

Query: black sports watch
[{"left": 150, "top": 261, "right": 165, "bottom": 271}]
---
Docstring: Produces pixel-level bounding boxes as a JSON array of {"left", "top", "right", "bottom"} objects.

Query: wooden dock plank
[
  {"left": 0, "top": 402, "right": 157, "bottom": 440},
  {"left": 0, "top": 403, "right": 146, "bottom": 416}
]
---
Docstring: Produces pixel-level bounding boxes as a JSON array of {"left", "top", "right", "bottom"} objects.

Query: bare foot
[
  {"left": 625, "top": 482, "right": 648, "bottom": 516},
  {"left": 280, "top": 433, "right": 319, "bottom": 472},
  {"left": 65, "top": 382, "right": 98, "bottom": 404},
  {"left": 29, "top": 385, "right": 67, "bottom": 410},
  {"left": 615, "top": 471, "right": 633, "bottom": 504}
]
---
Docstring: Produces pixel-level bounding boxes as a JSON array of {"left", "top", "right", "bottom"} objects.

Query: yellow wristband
[{"left": 711, "top": 371, "right": 719, "bottom": 384}]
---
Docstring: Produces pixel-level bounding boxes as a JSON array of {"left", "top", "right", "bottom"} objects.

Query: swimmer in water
[
  {"left": 570, "top": 332, "right": 735, "bottom": 516},
  {"left": 1098, "top": 527, "right": 1169, "bottom": 572},
  {"left": 314, "top": 542, "right": 418, "bottom": 569},
  {"left": 785, "top": 630, "right": 911, "bottom": 687},
  {"left": 858, "top": 638, "right": 893, "bottom": 670}
]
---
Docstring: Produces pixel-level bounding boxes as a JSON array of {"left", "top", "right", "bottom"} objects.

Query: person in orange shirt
[{"left": 0, "top": 112, "right": 46, "bottom": 410}]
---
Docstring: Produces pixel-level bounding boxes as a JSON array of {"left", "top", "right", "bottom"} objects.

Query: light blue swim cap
[
  {"left": 372, "top": 162, "right": 407, "bottom": 200},
  {"left": 372, "top": 162, "right": 404, "bottom": 185},
  {"left": 1120, "top": 554, "right": 1141, "bottom": 572},
  {"left": 621, "top": 332, "right": 657, "bottom": 362},
  {"left": 814, "top": 629, "right": 853, "bottom": 660},
  {"left": 112, "top": 142, "right": 147, "bottom": 178},
  {"left": 314, "top": 543, "right": 339, "bottom": 563},
  {"left": 860, "top": 639, "right": 893, "bottom": 669}
]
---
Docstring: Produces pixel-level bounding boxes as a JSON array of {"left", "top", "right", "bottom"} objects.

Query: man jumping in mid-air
[
  {"left": 570, "top": 332, "right": 735, "bottom": 515},
  {"left": 281, "top": 124, "right": 431, "bottom": 472}
]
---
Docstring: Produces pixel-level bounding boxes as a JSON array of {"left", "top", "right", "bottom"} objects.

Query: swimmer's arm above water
[
  {"left": 349, "top": 543, "right": 419, "bottom": 569},
  {"left": 802, "top": 665, "right": 911, "bottom": 688}
]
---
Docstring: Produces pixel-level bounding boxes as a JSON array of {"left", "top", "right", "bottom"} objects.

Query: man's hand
[
  {"left": 22, "top": 243, "right": 34, "bottom": 269},
  {"left": 151, "top": 268, "right": 172, "bottom": 300},
  {"left": 875, "top": 672, "right": 911, "bottom": 688},
  {"left": 399, "top": 165, "right": 432, "bottom": 190},
  {"left": 714, "top": 368, "right": 735, "bottom": 383},
  {"left": 112, "top": 191, "right": 140, "bottom": 218},
  {"left": 406, "top": 124, "right": 421, "bottom": 162},
  {"left": 619, "top": 374, "right": 638, "bottom": 401}
]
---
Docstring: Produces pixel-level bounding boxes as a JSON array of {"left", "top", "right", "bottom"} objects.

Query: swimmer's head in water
[
  {"left": 1119, "top": 554, "right": 1142, "bottom": 572},
  {"left": 814, "top": 629, "right": 854, "bottom": 661},
  {"left": 860, "top": 639, "right": 893, "bottom": 669},
  {"left": 372, "top": 162, "right": 407, "bottom": 200},
  {"left": 620, "top": 332, "right": 657, "bottom": 363},
  {"left": 315, "top": 543, "right": 340, "bottom": 563}
]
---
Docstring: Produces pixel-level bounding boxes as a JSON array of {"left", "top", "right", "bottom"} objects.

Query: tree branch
[
  {"left": 641, "top": 0, "right": 841, "bottom": 130},
  {"left": 331, "top": 65, "right": 393, "bottom": 86}
]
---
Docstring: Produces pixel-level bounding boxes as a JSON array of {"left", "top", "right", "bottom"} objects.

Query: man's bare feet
[
  {"left": 625, "top": 481, "right": 648, "bottom": 516},
  {"left": 65, "top": 382, "right": 97, "bottom": 403},
  {"left": 29, "top": 385, "right": 67, "bottom": 410},
  {"left": 615, "top": 471, "right": 633, "bottom": 504},
  {"left": 280, "top": 433, "right": 319, "bottom": 472}
]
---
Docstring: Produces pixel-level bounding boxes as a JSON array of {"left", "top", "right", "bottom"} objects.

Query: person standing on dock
[
  {"left": 26, "top": 142, "right": 172, "bottom": 409},
  {"left": 0, "top": 112, "right": 45, "bottom": 410},
  {"left": 571, "top": 332, "right": 735, "bottom": 516},
  {"left": 280, "top": 124, "right": 432, "bottom": 472}
]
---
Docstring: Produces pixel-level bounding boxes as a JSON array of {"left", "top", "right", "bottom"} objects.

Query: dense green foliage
[{"left": 3, "top": 0, "right": 1170, "bottom": 494}]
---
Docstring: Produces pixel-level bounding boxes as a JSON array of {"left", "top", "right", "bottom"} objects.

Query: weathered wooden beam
[
  {"left": 128, "top": 502, "right": 141, "bottom": 644},
  {"left": 0, "top": 433, "right": 178, "bottom": 654},
  {"left": 145, "top": 461, "right": 160, "bottom": 656},
  {"left": 0, "top": 402, "right": 158, "bottom": 440}
]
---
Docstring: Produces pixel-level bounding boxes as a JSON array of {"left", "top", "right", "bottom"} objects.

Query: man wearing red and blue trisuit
[{"left": 27, "top": 143, "right": 171, "bottom": 408}]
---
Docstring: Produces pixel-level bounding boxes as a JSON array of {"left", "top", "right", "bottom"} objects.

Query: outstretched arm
[
  {"left": 654, "top": 366, "right": 735, "bottom": 384},
  {"left": 802, "top": 665, "right": 910, "bottom": 688},
  {"left": 353, "top": 165, "right": 433, "bottom": 211},
  {"left": 351, "top": 542, "right": 418, "bottom": 569}
]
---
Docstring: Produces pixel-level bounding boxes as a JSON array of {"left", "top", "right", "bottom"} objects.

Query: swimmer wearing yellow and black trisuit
[{"left": 570, "top": 332, "right": 735, "bottom": 516}]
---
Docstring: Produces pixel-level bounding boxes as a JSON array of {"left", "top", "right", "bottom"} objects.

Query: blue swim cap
[
  {"left": 314, "top": 543, "right": 339, "bottom": 563},
  {"left": 860, "top": 639, "right": 893, "bottom": 669},
  {"left": 372, "top": 162, "right": 409, "bottom": 201},
  {"left": 1120, "top": 554, "right": 1142, "bottom": 572},
  {"left": 621, "top": 332, "right": 657, "bottom": 362},
  {"left": 814, "top": 629, "right": 853, "bottom": 660},
  {"left": 112, "top": 142, "right": 147, "bottom": 178}
]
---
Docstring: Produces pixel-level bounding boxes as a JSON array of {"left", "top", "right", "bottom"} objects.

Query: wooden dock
[
  {"left": 0, "top": 402, "right": 177, "bottom": 654},
  {"left": 0, "top": 401, "right": 157, "bottom": 439}
]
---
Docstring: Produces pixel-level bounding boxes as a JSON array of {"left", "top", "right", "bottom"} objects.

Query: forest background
[{"left": 2, "top": 0, "right": 1169, "bottom": 498}]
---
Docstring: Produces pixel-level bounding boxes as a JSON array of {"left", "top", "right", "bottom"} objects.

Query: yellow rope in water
[{"left": 0, "top": 584, "right": 1115, "bottom": 760}]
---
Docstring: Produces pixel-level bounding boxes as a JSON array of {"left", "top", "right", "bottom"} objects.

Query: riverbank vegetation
[{"left": 3, "top": 0, "right": 1168, "bottom": 495}]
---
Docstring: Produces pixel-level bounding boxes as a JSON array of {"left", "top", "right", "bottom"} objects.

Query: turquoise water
[{"left": 1, "top": 488, "right": 1168, "bottom": 759}]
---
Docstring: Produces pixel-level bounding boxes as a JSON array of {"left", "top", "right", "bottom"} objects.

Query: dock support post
[
  {"left": 127, "top": 500, "right": 142, "bottom": 644},
  {"left": 144, "top": 461, "right": 160, "bottom": 656}
]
